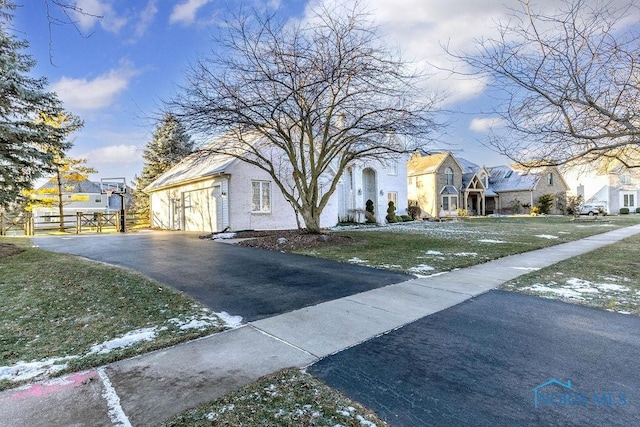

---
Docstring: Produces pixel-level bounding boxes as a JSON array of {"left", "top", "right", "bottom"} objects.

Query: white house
[
  {"left": 563, "top": 161, "right": 640, "bottom": 214},
  {"left": 144, "top": 132, "right": 408, "bottom": 232},
  {"left": 31, "top": 179, "right": 129, "bottom": 226}
]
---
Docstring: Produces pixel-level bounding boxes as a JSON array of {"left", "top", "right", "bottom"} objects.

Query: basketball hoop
[{"left": 105, "top": 189, "right": 115, "bottom": 198}]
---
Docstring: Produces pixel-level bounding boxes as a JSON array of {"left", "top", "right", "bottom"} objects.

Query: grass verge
[
  {"left": 298, "top": 216, "right": 640, "bottom": 275},
  {"left": 0, "top": 237, "right": 226, "bottom": 391},
  {"left": 501, "top": 232, "right": 640, "bottom": 315},
  {"left": 162, "top": 368, "right": 387, "bottom": 427}
]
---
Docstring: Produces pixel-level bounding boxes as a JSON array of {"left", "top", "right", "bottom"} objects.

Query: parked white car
[{"left": 579, "top": 204, "right": 606, "bottom": 216}]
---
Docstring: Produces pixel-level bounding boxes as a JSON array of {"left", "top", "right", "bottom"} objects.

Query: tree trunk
[
  {"left": 56, "top": 170, "right": 65, "bottom": 232},
  {"left": 299, "top": 206, "right": 321, "bottom": 234}
]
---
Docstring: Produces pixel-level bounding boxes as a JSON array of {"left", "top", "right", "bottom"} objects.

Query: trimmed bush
[
  {"left": 401, "top": 215, "right": 412, "bottom": 222},
  {"left": 365, "top": 199, "right": 376, "bottom": 223},
  {"left": 386, "top": 201, "right": 397, "bottom": 223},
  {"left": 620, "top": 207, "right": 630, "bottom": 215}
]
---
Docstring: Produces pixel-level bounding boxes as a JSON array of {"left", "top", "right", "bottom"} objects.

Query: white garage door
[{"left": 182, "top": 187, "right": 218, "bottom": 232}]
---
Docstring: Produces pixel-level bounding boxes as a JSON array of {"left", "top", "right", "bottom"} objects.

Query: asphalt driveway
[
  {"left": 32, "top": 231, "right": 412, "bottom": 322},
  {"left": 309, "top": 290, "right": 640, "bottom": 426}
]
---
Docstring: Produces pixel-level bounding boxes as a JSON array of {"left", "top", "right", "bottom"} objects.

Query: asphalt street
[
  {"left": 31, "top": 231, "right": 412, "bottom": 322},
  {"left": 309, "top": 289, "right": 640, "bottom": 427}
]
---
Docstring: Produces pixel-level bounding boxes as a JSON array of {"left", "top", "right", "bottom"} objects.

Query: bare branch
[{"left": 449, "top": 0, "right": 640, "bottom": 168}]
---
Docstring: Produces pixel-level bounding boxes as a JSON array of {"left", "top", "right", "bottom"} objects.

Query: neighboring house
[
  {"left": 408, "top": 151, "right": 568, "bottom": 218},
  {"left": 144, "top": 132, "right": 408, "bottom": 232},
  {"left": 562, "top": 162, "right": 640, "bottom": 214},
  {"left": 31, "top": 179, "right": 130, "bottom": 225}
]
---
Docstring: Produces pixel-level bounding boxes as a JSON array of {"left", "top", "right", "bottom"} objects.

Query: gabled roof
[
  {"left": 144, "top": 131, "right": 264, "bottom": 192},
  {"left": 37, "top": 179, "right": 102, "bottom": 193},
  {"left": 488, "top": 165, "right": 540, "bottom": 192},
  {"left": 408, "top": 151, "right": 462, "bottom": 176}
]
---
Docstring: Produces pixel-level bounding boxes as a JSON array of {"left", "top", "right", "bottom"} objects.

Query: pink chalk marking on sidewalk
[{"left": 10, "top": 370, "right": 98, "bottom": 400}]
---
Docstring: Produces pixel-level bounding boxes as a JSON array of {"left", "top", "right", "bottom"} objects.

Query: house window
[
  {"left": 251, "top": 181, "right": 271, "bottom": 212},
  {"left": 620, "top": 174, "right": 632, "bottom": 185},
  {"left": 623, "top": 193, "right": 635, "bottom": 208},
  {"left": 445, "top": 167, "right": 454, "bottom": 185},
  {"left": 442, "top": 195, "right": 457, "bottom": 211},
  {"left": 387, "top": 192, "right": 398, "bottom": 206},
  {"left": 547, "top": 173, "right": 553, "bottom": 185},
  {"left": 388, "top": 161, "right": 398, "bottom": 176}
]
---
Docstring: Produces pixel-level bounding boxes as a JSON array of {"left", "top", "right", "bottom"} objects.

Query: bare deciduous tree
[
  {"left": 167, "top": 1, "right": 439, "bottom": 233},
  {"left": 451, "top": 0, "right": 640, "bottom": 168}
]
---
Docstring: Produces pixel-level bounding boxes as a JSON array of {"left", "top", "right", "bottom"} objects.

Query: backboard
[{"left": 100, "top": 177, "right": 127, "bottom": 194}]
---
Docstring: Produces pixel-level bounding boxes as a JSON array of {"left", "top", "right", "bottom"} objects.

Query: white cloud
[
  {"left": 133, "top": 0, "right": 158, "bottom": 39},
  {"left": 170, "top": 0, "right": 211, "bottom": 25},
  {"left": 80, "top": 144, "right": 141, "bottom": 166},
  {"left": 72, "top": 0, "right": 127, "bottom": 33},
  {"left": 50, "top": 62, "right": 140, "bottom": 111},
  {"left": 469, "top": 117, "right": 504, "bottom": 133}
]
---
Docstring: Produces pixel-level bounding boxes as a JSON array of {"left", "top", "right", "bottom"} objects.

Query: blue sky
[{"left": 13, "top": 0, "right": 583, "bottom": 186}]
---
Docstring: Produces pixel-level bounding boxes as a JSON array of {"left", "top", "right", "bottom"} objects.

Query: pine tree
[
  {"left": 132, "top": 114, "right": 193, "bottom": 220},
  {"left": 0, "top": 2, "right": 72, "bottom": 207}
]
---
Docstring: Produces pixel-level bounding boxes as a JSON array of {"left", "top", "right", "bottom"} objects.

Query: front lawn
[
  {"left": 0, "top": 237, "right": 229, "bottom": 391},
  {"left": 162, "top": 368, "right": 387, "bottom": 427},
  {"left": 298, "top": 215, "right": 640, "bottom": 276},
  {"left": 501, "top": 232, "right": 640, "bottom": 315}
]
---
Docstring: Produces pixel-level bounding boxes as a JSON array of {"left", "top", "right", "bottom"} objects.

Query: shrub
[
  {"left": 620, "top": 207, "right": 630, "bottom": 215},
  {"left": 456, "top": 208, "right": 468, "bottom": 217},
  {"left": 408, "top": 205, "right": 421, "bottom": 220},
  {"left": 365, "top": 199, "right": 376, "bottom": 223},
  {"left": 530, "top": 206, "right": 540, "bottom": 216},
  {"left": 636, "top": 207, "right": 640, "bottom": 214},
  {"left": 386, "top": 201, "right": 397, "bottom": 223},
  {"left": 401, "top": 215, "right": 412, "bottom": 222},
  {"left": 536, "top": 194, "right": 554, "bottom": 215},
  {"left": 395, "top": 215, "right": 404, "bottom": 222}
]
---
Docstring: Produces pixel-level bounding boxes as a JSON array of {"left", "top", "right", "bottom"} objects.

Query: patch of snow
[
  {"left": 216, "top": 311, "right": 243, "bottom": 328},
  {"left": 511, "top": 267, "right": 540, "bottom": 271},
  {"left": 523, "top": 284, "right": 586, "bottom": 300},
  {"left": 454, "top": 252, "right": 477, "bottom": 257},
  {"left": 356, "top": 415, "right": 378, "bottom": 427},
  {"left": 212, "top": 232, "right": 237, "bottom": 240},
  {"left": 409, "top": 264, "right": 435, "bottom": 273},
  {"left": 535, "top": 234, "right": 558, "bottom": 239},
  {"left": 595, "top": 283, "right": 630, "bottom": 292},
  {"left": 88, "top": 327, "right": 158, "bottom": 355},
  {"left": 347, "top": 257, "right": 368, "bottom": 263},
  {"left": 478, "top": 239, "right": 507, "bottom": 243},
  {"left": 425, "top": 250, "right": 443, "bottom": 255},
  {"left": 377, "top": 264, "right": 402, "bottom": 269},
  {"left": 169, "top": 315, "right": 220, "bottom": 331},
  {"left": 0, "top": 356, "right": 78, "bottom": 382}
]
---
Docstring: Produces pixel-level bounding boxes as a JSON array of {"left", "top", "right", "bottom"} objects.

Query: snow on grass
[
  {"left": 535, "top": 234, "right": 558, "bottom": 239},
  {"left": 454, "top": 252, "right": 477, "bottom": 257},
  {"left": 425, "top": 250, "right": 443, "bottom": 255},
  {"left": 522, "top": 277, "right": 633, "bottom": 302},
  {"left": 408, "top": 264, "right": 435, "bottom": 274},
  {"left": 0, "top": 356, "right": 78, "bottom": 382},
  {"left": 89, "top": 327, "right": 159, "bottom": 355},
  {"left": 478, "top": 239, "right": 507, "bottom": 243},
  {"left": 348, "top": 257, "right": 368, "bottom": 263}
]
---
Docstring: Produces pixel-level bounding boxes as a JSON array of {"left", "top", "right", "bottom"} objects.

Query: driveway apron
[
  {"left": 308, "top": 290, "right": 640, "bottom": 427},
  {"left": 31, "top": 232, "right": 412, "bottom": 322}
]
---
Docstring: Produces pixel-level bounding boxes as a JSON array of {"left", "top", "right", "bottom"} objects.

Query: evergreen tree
[
  {"left": 0, "top": 2, "right": 71, "bottom": 207},
  {"left": 132, "top": 114, "right": 193, "bottom": 219}
]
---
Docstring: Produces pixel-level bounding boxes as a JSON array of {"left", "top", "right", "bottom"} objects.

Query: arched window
[{"left": 445, "top": 167, "right": 454, "bottom": 185}]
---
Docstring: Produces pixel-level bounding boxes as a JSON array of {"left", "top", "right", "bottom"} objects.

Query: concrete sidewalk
[{"left": 2, "top": 224, "right": 639, "bottom": 426}]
